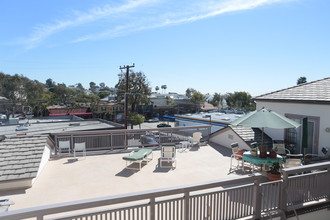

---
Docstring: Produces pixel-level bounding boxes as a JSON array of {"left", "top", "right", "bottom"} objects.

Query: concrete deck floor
[{"left": 1, "top": 143, "right": 246, "bottom": 211}]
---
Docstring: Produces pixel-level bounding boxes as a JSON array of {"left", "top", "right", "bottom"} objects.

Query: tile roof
[
  {"left": 254, "top": 77, "right": 330, "bottom": 104},
  {"left": 231, "top": 126, "right": 272, "bottom": 148},
  {"left": 211, "top": 125, "right": 272, "bottom": 148},
  {"left": 0, "top": 135, "right": 50, "bottom": 182}
]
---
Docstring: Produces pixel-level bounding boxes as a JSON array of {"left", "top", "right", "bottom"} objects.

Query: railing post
[
  {"left": 70, "top": 134, "right": 73, "bottom": 153},
  {"left": 184, "top": 192, "right": 190, "bottom": 220},
  {"left": 253, "top": 176, "right": 262, "bottom": 220},
  {"left": 280, "top": 170, "right": 289, "bottom": 213},
  {"left": 150, "top": 197, "right": 155, "bottom": 220},
  {"left": 54, "top": 135, "right": 58, "bottom": 154},
  {"left": 124, "top": 130, "right": 127, "bottom": 149},
  {"left": 326, "top": 166, "right": 330, "bottom": 201}
]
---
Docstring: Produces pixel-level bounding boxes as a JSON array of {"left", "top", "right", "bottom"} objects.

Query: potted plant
[
  {"left": 267, "top": 162, "right": 281, "bottom": 181},
  {"left": 258, "top": 145, "right": 267, "bottom": 158},
  {"left": 268, "top": 149, "right": 277, "bottom": 158}
]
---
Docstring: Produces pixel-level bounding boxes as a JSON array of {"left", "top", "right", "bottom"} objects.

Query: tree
[
  {"left": 50, "top": 83, "right": 75, "bottom": 105},
  {"left": 71, "top": 93, "right": 99, "bottom": 108},
  {"left": 155, "top": 86, "right": 159, "bottom": 93},
  {"left": 75, "top": 83, "right": 85, "bottom": 95},
  {"left": 185, "top": 88, "right": 194, "bottom": 98},
  {"left": 189, "top": 89, "right": 206, "bottom": 112},
  {"left": 115, "top": 71, "right": 151, "bottom": 113},
  {"left": 297, "top": 77, "right": 307, "bottom": 85},
  {"left": 209, "top": 92, "right": 223, "bottom": 109},
  {"left": 0, "top": 73, "right": 47, "bottom": 116},
  {"left": 161, "top": 85, "right": 167, "bottom": 93},
  {"left": 99, "top": 82, "right": 106, "bottom": 89},
  {"left": 45, "top": 78, "right": 56, "bottom": 89},
  {"left": 98, "top": 91, "right": 110, "bottom": 99},
  {"left": 130, "top": 113, "right": 145, "bottom": 129},
  {"left": 89, "top": 81, "right": 98, "bottom": 94},
  {"left": 24, "top": 80, "right": 46, "bottom": 115},
  {"left": 225, "top": 91, "right": 255, "bottom": 111}
]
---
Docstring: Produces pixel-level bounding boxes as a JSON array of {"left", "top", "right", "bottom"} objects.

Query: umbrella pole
[{"left": 262, "top": 127, "right": 264, "bottom": 146}]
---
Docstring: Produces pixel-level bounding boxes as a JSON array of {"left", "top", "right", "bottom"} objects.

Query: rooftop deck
[{"left": 1, "top": 143, "right": 240, "bottom": 211}]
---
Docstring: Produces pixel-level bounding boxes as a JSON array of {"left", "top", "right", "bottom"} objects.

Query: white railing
[
  {"left": 53, "top": 125, "right": 212, "bottom": 154},
  {"left": 1, "top": 162, "right": 329, "bottom": 220},
  {"left": 281, "top": 161, "right": 330, "bottom": 212},
  {"left": 0, "top": 174, "right": 264, "bottom": 220}
]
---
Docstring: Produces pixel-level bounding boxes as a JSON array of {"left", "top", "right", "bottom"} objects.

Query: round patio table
[{"left": 242, "top": 151, "right": 283, "bottom": 172}]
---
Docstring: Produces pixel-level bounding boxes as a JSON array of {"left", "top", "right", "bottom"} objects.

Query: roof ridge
[{"left": 254, "top": 76, "right": 330, "bottom": 99}]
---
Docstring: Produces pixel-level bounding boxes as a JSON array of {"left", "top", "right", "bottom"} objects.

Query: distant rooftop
[
  {"left": 254, "top": 77, "right": 330, "bottom": 104},
  {"left": 149, "top": 93, "right": 188, "bottom": 99},
  {"left": 175, "top": 112, "right": 244, "bottom": 125},
  {"left": 0, "top": 117, "right": 121, "bottom": 137}
]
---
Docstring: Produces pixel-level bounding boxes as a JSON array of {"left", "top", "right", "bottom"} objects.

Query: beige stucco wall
[
  {"left": 32, "top": 145, "right": 51, "bottom": 185},
  {"left": 0, "top": 179, "right": 32, "bottom": 191},
  {"left": 210, "top": 128, "right": 251, "bottom": 150},
  {"left": 256, "top": 101, "right": 330, "bottom": 155}
]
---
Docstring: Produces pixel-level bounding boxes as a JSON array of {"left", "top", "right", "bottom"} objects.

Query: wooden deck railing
[
  {"left": 1, "top": 162, "right": 329, "bottom": 220},
  {"left": 52, "top": 125, "right": 212, "bottom": 154}
]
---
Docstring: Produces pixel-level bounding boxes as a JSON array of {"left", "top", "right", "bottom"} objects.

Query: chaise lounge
[{"left": 122, "top": 149, "right": 153, "bottom": 171}]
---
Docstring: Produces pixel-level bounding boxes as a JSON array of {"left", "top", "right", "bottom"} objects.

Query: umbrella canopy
[{"left": 231, "top": 108, "right": 300, "bottom": 129}]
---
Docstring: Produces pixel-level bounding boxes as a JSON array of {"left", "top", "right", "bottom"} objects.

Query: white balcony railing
[{"left": 52, "top": 125, "right": 212, "bottom": 154}]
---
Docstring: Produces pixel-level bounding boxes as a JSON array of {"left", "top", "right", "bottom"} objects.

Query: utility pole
[{"left": 119, "top": 63, "right": 135, "bottom": 129}]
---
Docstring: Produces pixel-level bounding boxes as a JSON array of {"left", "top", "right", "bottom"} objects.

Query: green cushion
[{"left": 123, "top": 149, "right": 152, "bottom": 161}]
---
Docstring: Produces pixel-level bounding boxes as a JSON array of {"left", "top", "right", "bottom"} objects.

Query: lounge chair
[
  {"left": 58, "top": 140, "right": 71, "bottom": 156},
  {"left": 229, "top": 142, "right": 244, "bottom": 173},
  {"left": 190, "top": 132, "right": 202, "bottom": 149},
  {"left": 123, "top": 149, "right": 153, "bottom": 171},
  {"left": 159, "top": 145, "right": 176, "bottom": 169},
  {"left": 273, "top": 140, "right": 290, "bottom": 157},
  {"left": 74, "top": 142, "right": 86, "bottom": 159}
]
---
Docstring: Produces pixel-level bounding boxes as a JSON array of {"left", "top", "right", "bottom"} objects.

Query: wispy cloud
[
  {"left": 21, "top": 0, "right": 291, "bottom": 49},
  {"left": 23, "top": 0, "right": 157, "bottom": 49}
]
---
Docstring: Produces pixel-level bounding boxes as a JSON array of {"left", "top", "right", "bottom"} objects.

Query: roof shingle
[
  {"left": 254, "top": 77, "right": 330, "bottom": 103},
  {"left": 0, "top": 135, "right": 50, "bottom": 182}
]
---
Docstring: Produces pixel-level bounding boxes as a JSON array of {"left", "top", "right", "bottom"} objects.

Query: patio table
[{"left": 243, "top": 151, "right": 283, "bottom": 172}]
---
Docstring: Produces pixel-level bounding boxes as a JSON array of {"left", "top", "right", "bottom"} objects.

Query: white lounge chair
[
  {"left": 190, "top": 132, "right": 202, "bottom": 149},
  {"left": 58, "top": 140, "right": 71, "bottom": 156},
  {"left": 159, "top": 146, "right": 176, "bottom": 169},
  {"left": 74, "top": 142, "right": 86, "bottom": 159}
]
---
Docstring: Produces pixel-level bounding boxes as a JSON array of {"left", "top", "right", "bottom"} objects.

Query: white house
[{"left": 253, "top": 77, "right": 330, "bottom": 156}]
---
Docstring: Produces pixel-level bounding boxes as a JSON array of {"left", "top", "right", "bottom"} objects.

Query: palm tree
[
  {"left": 161, "top": 85, "right": 167, "bottom": 93},
  {"left": 155, "top": 86, "right": 159, "bottom": 93}
]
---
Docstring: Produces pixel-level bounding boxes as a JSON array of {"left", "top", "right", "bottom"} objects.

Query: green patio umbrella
[{"left": 231, "top": 108, "right": 300, "bottom": 146}]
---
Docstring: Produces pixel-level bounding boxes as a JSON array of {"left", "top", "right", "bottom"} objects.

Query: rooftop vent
[{"left": 69, "top": 122, "right": 80, "bottom": 126}]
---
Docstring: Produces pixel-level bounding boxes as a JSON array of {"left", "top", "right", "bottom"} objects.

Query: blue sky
[{"left": 1, "top": 0, "right": 329, "bottom": 96}]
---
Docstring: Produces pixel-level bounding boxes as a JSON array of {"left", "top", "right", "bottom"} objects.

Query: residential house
[
  {"left": 253, "top": 77, "right": 330, "bottom": 156},
  {"left": 149, "top": 93, "right": 196, "bottom": 117},
  {"left": 47, "top": 107, "right": 92, "bottom": 119},
  {"left": 93, "top": 101, "right": 124, "bottom": 122}
]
